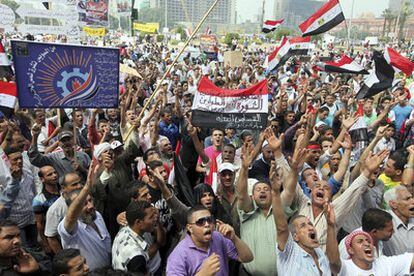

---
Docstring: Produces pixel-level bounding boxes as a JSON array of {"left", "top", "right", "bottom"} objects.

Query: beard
[{"left": 81, "top": 211, "right": 97, "bottom": 225}]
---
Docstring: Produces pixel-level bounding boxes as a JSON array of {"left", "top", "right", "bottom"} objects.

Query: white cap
[
  {"left": 93, "top": 142, "right": 111, "bottom": 159},
  {"left": 110, "top": 140, "right": 123, "bottom": 150},
  {"left": 218, "top": 162, "right": 235, "bottom": 173}
]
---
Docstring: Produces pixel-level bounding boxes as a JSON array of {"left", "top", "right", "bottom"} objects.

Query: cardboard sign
[{"left": 224, "top": 51, "right": 243, "bottom": 68}]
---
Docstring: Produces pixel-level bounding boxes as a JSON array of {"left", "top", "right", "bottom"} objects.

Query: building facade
[
  {"left": 150, "top": 0, "right": 236, "bottom": 29},
  {"left": 273, "top": 0, "right": 323, "bottom": 28}
]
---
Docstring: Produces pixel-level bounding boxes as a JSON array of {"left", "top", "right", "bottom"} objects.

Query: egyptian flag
[
  {"left": 289, "top": 36, "right": 312, "bottom": 55},
  {"left": 384, "top": 47, "right": 414, "bottom": 76},
  {"left": 191, "top": 76, "right": 268, "bottom": 130},
  {"left": 317, "top": 55, "right": 368, "bottom": 74},
  {"left": 0, "top": 42, "right": 13, "bottom": 81},
  {"left": 264, "top": 37, "right": 291, "bottom": 72},
  {"left": 356, "top": 51, "right": 395, "bottom": 99},
  {"left": 262, "top": 19, "right": 284, "bottom": 33},
  {"left": 299, "top": 0, "right": 345, "bottom": 37},
  {"left": 0, "top": 81, "right": 17, "bottom": 109}
]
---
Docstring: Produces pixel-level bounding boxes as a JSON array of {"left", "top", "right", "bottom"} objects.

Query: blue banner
[{"left": 11, "top": 40, "right": 119, "bottom": 108}]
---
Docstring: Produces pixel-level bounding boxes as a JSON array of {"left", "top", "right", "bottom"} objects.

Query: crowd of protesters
[{"left": 0, "top": 31, "right": 413, "bottom": 276}]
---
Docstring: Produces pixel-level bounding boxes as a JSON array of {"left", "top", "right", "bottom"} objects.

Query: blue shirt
[
  {"left": 159, "top": 120, "right": 179, "bottom": 149},
  {"left": 392, "top": 104, "right": 413, "bottom": 131},
  {"left": 58, "top": 211, "right": 111, "bottom": 271}
]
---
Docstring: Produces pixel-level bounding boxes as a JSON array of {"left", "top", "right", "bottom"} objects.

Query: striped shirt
[
  {"left": 277, "top": 233, "right": 331, "bottom": 276},
  {"left": 8, "top": 167, "right": 36, "bottom": 228}
]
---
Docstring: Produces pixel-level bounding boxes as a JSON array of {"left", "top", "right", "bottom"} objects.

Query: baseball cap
[
  {"left": 110, "top": 140, "right": 123, "bottom": 150},
  {"left": 218, "top": 162, "right": 235, "bottom": 173},
  {"left": 94, "top": 142, "right": 111, "bottom": 159},
  {"left": 58, "top": 130, "right": 73, "bottom": 140}
]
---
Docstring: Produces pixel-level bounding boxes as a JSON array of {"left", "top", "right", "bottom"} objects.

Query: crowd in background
[{"left": 0, "top": 32, "right": 413, "bottom": 275}]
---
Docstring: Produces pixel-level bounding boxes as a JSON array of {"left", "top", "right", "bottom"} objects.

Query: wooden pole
[{"left": 123, "top": 0, "right": 221, "bottom": 143}]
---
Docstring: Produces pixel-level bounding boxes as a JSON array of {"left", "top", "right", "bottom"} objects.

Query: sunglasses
[{"left": 189, "top": 216, "right": 214, "bottom": 227}]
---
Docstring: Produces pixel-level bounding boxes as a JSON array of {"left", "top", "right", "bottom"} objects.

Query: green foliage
[
  {"left": 170, "top": 39, "right": 179, "bottom": 45},
  {"left": 156, "top": 34, "right": 164, "bottom": 42},
  {"left": 223, "top": 33, "right": 240, "bottom": 46},
  {"left": 175, "top": 26, "right": 187, "bottom": 41},
  {"left": 265, "top": 28, "right": 292, "bottom": 41}
]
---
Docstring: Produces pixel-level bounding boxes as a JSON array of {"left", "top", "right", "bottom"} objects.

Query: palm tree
[
  {"left": 382, "top": 9, "right": 388, "bottom": 38},
  {"left": 398, "top": 1, "right": 413, "bottom": 41}
]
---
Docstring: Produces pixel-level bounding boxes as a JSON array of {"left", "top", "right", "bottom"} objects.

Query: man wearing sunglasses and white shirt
[{"left": 166, "top": 205, "right": 253, "bottom": 276}]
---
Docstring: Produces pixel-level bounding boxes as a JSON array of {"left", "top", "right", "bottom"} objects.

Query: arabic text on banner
[
  {"left": 11, "top": 40, "right": 119, "bottom": 108},
  {"left": 133, "top": 22, "right": 159, "bottom": 33}
]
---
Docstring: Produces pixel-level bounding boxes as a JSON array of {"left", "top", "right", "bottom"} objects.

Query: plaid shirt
[{"left": 8, "top": 167, "right": 36, "bottom": 228}]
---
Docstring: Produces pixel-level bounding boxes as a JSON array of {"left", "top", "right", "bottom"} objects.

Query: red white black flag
[
  {"left": 299, "top": 0, "right": 345, "bottom": 37},
  {"left": 289, "top": 36, "right": 312, "bottom": 55},
  {"left": 356, "top": 51, "right": 395, "bottom": 99},
  {"left": 317, "top": 55, "right": 368, "bottom": 74},
  {"left": 0, "top": 42, "right": 13, "bottom": 81},
  {"left": 191, "top": 76, "right": 268, "bottom": 130},
  {"left": 0, "top": 81, "right": 17, "bottom": 109},
  {"left": 262, "top": 19, "right": 284, "bottom": 33},
  {"left": 384, "top": 47, "right": 414, "bottom": 76},
  {"left": 264, "top": 37, "right": 291, "bottom": 72}
]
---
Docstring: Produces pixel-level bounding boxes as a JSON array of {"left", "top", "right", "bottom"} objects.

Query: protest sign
[
  {"left": 11, "top": 40, "right": 119, "bottom": 108},
  {"left": 133, "top": 22, "right": 159, "bottom": 33},
  {"left": 224, "top": 51, "right": 243, "bottom": 68},
  {"left": 191, "top": 76, "right": 268, "bottom": 130},
  {"left": 83, "top": 26, "right": 106, "bottom": 37},
  {"left": 78, "top": 0, "right": 109, "bottom": 27}
]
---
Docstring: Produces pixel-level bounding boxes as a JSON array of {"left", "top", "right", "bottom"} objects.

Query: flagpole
[{"left": 123, "top": 0, "right": 221, "bottom": 143}]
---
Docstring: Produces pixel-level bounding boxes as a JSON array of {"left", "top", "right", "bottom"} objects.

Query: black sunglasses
[{"left": 189, "top": 216, "right": 214, "bottom": 227}]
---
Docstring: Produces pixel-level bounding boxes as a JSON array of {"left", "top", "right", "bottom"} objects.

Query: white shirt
[
  {"left": 338, "top": 227, "right": 383, "bottom": 259},
  {"left": 338, "top": 253, "right": 413, "bottom": 276},
  {"left": 277, "top": 233, "right": 331, "bottom": 276},
  {"left": 374, "top": 137, "right": 396, "bottom": 154}
]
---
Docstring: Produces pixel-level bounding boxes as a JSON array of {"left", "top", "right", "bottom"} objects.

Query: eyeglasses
[{"left": 189, "top": 216, "right": 214, "bottom": 227}]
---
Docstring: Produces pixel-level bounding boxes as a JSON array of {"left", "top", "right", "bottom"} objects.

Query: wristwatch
[{"left": 404, "top": 164, "right": 414, "bottom": 169}]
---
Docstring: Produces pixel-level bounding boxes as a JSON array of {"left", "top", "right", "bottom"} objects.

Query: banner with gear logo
[{"left": 11, "top": 40, "right": 119, "bottom": 108}]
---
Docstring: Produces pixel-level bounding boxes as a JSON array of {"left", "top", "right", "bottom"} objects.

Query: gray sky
[{"left": 236, "top": 0, "right": 389, "bottom": 23}]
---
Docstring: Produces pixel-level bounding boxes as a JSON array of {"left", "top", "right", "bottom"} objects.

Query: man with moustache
[
  {"left": 57, "top": 161, "right": 111, "bottom": 271},
  {"left": 166, "top": 205, "right": 253, "bottom": 276},
  {"left": 271, "top": 162, "right": 331, "bottom": 275}
]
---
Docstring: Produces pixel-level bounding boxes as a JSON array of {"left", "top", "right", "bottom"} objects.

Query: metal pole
[{"left": 123, "top": 0, "right": 221, "bottom": 142}]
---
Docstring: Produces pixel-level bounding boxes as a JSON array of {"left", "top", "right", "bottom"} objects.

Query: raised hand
[
  {"left": 407, "top": 145, "right": 414, "bottom": 156},
  {"left": 364, "top": 150, "right": 389, "bottom": 174},
  {"left": 342, "top": 114, "right": 358, "bottom": 130},
  {"left": 240, "top": 142, "right": 255, "bottom": 169},
  {"left": 31, "top": 123, "right": 42, "bottom": 136},
  {"left": 269, "top": 161, "right": 282, "bottom": 193},
  {"left": 13, "top": 249, "right": 39, "bottom": 274},
  {"left": 264, "top": 127, "right": 284, "bottom": 152},
  {"left": 375, "top": 125, "right": 388, "bottom": 138},
  {"left": 324, "top": 202, "right": 335, "bottom": 227},
  {"left": 289, "top": 147, "right": 307, "bottom": 172},
  {"left": 187, "top": 123, "right": 198, "bottom": 137},
  {"left": 149, "top": 168, "right": 165, "bottom": 187},
  {"left": 216, "top": 219, "right": 235, "bottom": 241}
]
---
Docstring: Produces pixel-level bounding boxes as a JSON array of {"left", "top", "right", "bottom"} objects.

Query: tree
[
  {"left": 265, "top": 28, "right": 293, "bottom": 41},
  {"left": 223, "top": 33, "right": 239, "bottom": 47},
  {"left": 398, "top": 1, "right": 412, "bottom": 41},
  {"left": 381, "top": 8, "right": 393, "bottom": 38},
  {"left": 175, "top": 25, "right": 187, "bottom": 41}
]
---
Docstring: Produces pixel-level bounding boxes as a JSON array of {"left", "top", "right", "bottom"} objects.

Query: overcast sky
[{"left": 236, "top": 0, "right": 389, "bottom": 23}]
